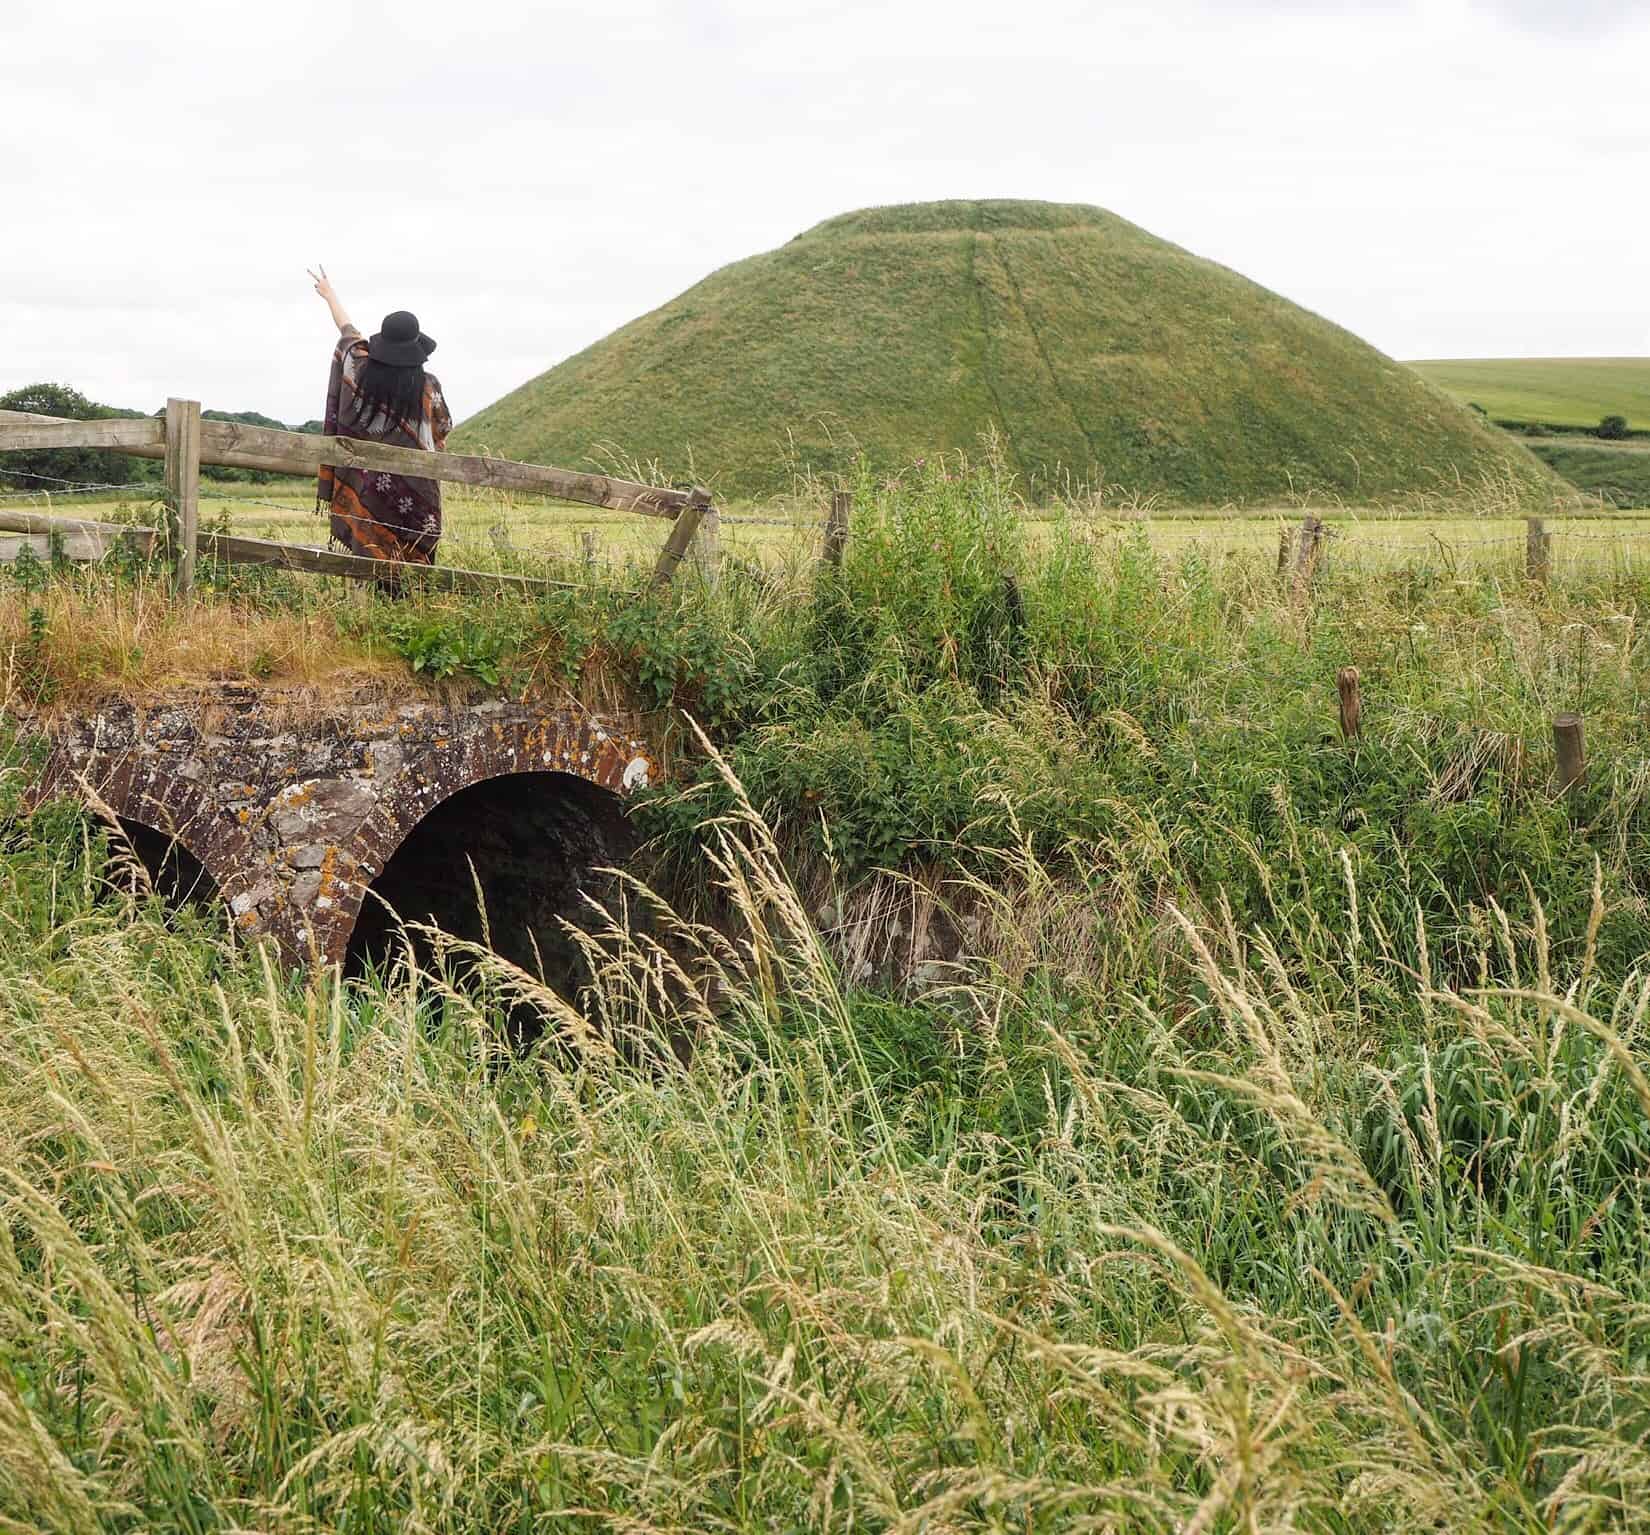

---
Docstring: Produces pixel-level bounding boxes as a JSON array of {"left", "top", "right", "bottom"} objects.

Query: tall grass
[
  {"left": 1, "top": 740, "right": 1648, "bottom": 1530},
  {"left": 2, "top": 454, "right": 1649, "bottom": 1529}
]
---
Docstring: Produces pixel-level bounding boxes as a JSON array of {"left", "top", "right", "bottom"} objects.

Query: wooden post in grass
[
  {"left": 579, "top": 530, "right": 596, "bottom": 572},
  {"left": 822, "top": 490, "right": 851, "bottom": 568},
  {"left": 651, "top": 487, "right": 710, "bottom": 588},
  {"left": 1277, "top": 524, "right": 1292, "bottom": 578},
  {"left": 689, "top": 503, "right": 721, "bottom": 587},
  {"left": 1553, "top": 713, "right": 1585, "bottom": 797},
  {"left": 163, "top": 397, "right": 201, "bottom": 598},
  {"left": 1526, "top": 517, "right": 1551, "bottom": 585},
  {"left": 1336, "top": 666, "right": 1362, "bottom": 742},
  {"left": 1291, "top": 513, "right": 1324, "bottom": 600}
]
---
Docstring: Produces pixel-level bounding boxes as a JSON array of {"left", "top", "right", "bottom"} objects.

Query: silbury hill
[{"left": 456, "top": 199, "right": 1556, "bottom": 504}]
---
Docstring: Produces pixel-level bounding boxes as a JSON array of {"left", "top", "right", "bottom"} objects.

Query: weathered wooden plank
[
  {"left": 164, "top": 398, "right": 202, "bottom": 597},
  {"left": 1526, "top": 516, "right": 1551, "bottom": 584},
  {"left": 651, "top": 489, "right": 710, "bottom": 587},
  {"left": 0, "top": 532, "right": 116, "bottom": 564},
  {"left": 1553, "top": 713, "right": 1586, "bottom": 797},
  {"left": 689, "top": 504, "right": 721, "bottom": 587},
  {"left": 0, "top": 508, "right": 155, "bottom": 545},
  {"left": 822, "top": 490, "right": 851, "bottom": 567},
  {"left": 1291, "top": 512, "right": 1324, "bottom": 600},
  {"left": 0, "top": 506, "right": 581, "bottom": 594},
  {"left": 0, "top": 408, "right": 700, "bottom": 520},
  {"left": 0, "top": 412, "right": 165, "bottom": 454},
  {"left": 199, "top": 532, "right": 579, "bottom": 595}
]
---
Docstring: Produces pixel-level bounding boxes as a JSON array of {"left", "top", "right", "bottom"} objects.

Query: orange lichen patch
[{"left": 315, "top": 846, "right": 342, "bottom": 903}]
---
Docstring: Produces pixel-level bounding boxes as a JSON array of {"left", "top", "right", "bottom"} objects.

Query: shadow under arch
[
  {"left": 114, "top": 816, "right": 225, "bottom": 914},
  {"left": 28, "top": 748, "right": 250, "bottom": 931},
  {"left": 343, "top": 769, "right": 639, "bottom": 1011}
]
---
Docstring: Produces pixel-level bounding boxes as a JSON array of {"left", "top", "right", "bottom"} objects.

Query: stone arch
[
  {"left": 283, "top": 709, "right": 657, "bottom": 967},
  {"left": 29, "top": 745, "right": 256, "bottom": 920}
]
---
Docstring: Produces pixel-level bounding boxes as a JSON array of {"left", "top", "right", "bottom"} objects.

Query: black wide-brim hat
[{"left": 368, "top": 310, "right": 437, "bottom": 366}]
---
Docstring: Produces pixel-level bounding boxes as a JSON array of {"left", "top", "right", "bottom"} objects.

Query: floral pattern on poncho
[{"left": 315, "top": 324, "right": 452, "bottom": 565}]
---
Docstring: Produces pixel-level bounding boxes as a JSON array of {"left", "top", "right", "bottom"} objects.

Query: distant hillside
[
  {"left": 458, "top": 199, "right": 1559, "bottom": 504},
  {"left": 1409, "top": 357, "right": 1650, "bottom": 433},
  {"left": 1527, "top": 441, "right": 1650, "bottom": 508}
]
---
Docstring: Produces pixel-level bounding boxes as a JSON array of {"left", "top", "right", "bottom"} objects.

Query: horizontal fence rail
[
  {"left": 0, "top": 409, "right": 697, "bottom": 518},
  {"left": 0, "top": 508, "right": 589, "bottom": 595},
  {"left": 0, "top": 404, "right": 714, "bottom": 595}
]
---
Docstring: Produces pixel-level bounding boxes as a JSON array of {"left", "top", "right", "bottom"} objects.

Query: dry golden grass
[{"left": 0, "top": 575, "right": 399, "bottom": 712}]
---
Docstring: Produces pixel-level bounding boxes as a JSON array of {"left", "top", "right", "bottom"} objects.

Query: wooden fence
[{"left": 0, "top": 401, "right": 716, "bottom": 596}]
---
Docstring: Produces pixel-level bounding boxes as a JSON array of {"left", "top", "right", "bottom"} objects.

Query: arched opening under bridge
[
  {"left": 115, "top": 817, "right": 225, "bottom": 915},
  {"left": 343, "top": 770, "right": 638, "bottom": 1018}
]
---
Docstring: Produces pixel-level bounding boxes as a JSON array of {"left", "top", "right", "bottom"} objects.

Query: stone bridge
[{"left": 25, "top": 685, "right": 660, "bottom": 977}]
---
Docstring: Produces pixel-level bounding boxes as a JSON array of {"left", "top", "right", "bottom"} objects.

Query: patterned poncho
[{"left": 316, "top": 324, "right": 453, "bottom": 564}]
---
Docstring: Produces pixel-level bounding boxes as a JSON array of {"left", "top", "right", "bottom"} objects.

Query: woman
[{"left": 309, "top": 265, "right": 453, "bottom": 568}]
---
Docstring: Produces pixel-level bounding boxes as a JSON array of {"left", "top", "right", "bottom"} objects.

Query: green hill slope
[
  {"left": 1408, "top": 357, "right": 1650, "bottom": 431},
  {"left": 459, "top": 200, "right": 1556, "bottom": 503}
]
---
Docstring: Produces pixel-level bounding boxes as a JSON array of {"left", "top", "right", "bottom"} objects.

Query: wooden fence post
[
  {"left": 163, "top": 397, "right": 201, "bottom": 597},
  {"left": 1336, "top": 666, "right": 1362, "bottom": 741},
  {"left": 1276, "top": 525, "right": 1292, "bottom": 578},
  {"left": 1553, "top": 713, "right": 1585, "bottom": 797},
  {"left": 579, "top": 530, "right": 596, "bottom": 572},
  {"left": 1291, "top": 513, "right": 1323, "bottom": 600},
  {"left": 1526, "top": 517, "right": 1551, "bottom": 585},
  {"left": 822, "top": 490, "right": 851, "bottom": 568},
  {"left": 689, "top": 504, "right": 721, "bottom": 587},
  {"left": 651, "top": 487, "right": 710, "bottom": 588}
]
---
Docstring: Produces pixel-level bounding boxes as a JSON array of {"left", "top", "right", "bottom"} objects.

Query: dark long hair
[{"left": 357, "top": 359, "right": 426, "bottom": 420}]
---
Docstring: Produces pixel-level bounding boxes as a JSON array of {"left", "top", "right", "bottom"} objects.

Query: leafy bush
[
  {"left": 1598, "top": 413, "right": 1630, "bottom": 440},
  {"left": 0, "top": 381, "right": 156, "bottom": 493}
]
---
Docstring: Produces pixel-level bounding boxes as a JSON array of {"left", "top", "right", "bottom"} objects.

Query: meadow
[
  {"left": 1410, "top": 356, "right": 1650, "bottom": 433},
  {"left": 3, "top": 457, "right": 1650, "bottom": 1531},
  {"left": 9, "top": 470, "right": 1650, "bottom": 578},
  {"left": 1527, "top": 440, "right": 1650, "bottom": 510}
]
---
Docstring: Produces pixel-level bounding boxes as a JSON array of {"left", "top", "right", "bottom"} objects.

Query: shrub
[
  {"left": 0, "top": 381, "right": 156, "bottom": 493},
  {"left": 1598, "top": 414, "right": 1630, "bottom": 440}
]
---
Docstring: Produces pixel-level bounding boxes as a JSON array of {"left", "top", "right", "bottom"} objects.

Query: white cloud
[{"left": 2, "top": 0, "right": 1645, "bottom": 424}]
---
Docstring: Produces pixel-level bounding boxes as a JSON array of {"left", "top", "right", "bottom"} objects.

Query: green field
[
  {"left": 458, "top": 199, "right": 1556, "bottom": 505},
  {"left": 1529, "top": 439, "right": 1650, "bottom": 508},
  {"left": 10, "top": 478, "right": 1650, "bottom": 578},
  {"left": 1410, "top": 356, "right": 1650, "bottom": 431}
]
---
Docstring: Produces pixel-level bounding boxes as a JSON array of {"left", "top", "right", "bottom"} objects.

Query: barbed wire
[
  {"left": 0, "top": 467, "right": 156, "bottom": 489},
  {"left": 0, "top": 482, "right": 159, "bottom": 503},
  {"left": 718, "top": 513, "right": 817, "bottom": 529},
  {"left": 8, "top": 452, "right": 1650, "bottom": 574}
]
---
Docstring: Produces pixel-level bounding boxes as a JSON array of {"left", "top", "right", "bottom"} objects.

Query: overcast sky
[{"left": 3, "top": 0, "right": 1646, "bottom": 425}]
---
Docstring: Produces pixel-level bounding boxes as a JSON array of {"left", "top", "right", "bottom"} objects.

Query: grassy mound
[
  {"left": 1410, "top": 356, "right": 1650, "bottom": 432},
  {"left": 458, "top": 199, "right": 1555, "bottom": 503}
]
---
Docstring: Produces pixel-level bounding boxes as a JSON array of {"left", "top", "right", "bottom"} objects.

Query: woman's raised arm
[{"left": 308, "top": 265, "right": 354, "bottom": 334}]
